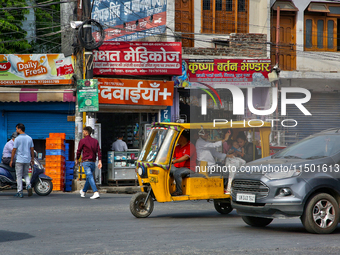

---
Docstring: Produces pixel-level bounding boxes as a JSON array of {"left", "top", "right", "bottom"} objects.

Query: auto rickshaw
[{"left": 130, "top": 121, "right": 271, "bottom": 218}]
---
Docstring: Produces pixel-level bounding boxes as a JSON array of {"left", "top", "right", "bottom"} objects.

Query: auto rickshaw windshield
[{"left": 138, "top": 128, "right": 178, "bottom": 165}]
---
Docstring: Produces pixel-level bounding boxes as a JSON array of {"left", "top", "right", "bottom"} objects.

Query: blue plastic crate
[
  {"left": 65, "top": 180, "right": 72, "bottom": 185},
  {"left": 65, "top": 172, "right": 73, "bottom": 178},
  {"left": 64, "top": 185, "right": 72, "bottom": 192},
  {"left": 65, "top": 161, "right": 75, "bottom": 167},
  {"left": 46, "top": 149, "right": 65, "bottom": 156},
  {"left": 65, "top": 168, "right": 73, "bottom": 174}
]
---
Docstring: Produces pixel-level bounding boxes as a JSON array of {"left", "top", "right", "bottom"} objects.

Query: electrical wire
[{"left": 3, "top": 0, "right": 340, "bottom": 64}]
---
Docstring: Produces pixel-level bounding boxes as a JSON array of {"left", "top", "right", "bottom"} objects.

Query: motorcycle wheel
[{"left": 34, "top": 179, "right": 53, "bottom": 196}]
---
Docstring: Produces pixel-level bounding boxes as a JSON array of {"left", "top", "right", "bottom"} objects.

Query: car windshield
[
  {"left": 138, "top": 128, "right": 178, "bottom": 164},
  {"left": 273, "top": 135, "right": 340, "bottom": 159}
]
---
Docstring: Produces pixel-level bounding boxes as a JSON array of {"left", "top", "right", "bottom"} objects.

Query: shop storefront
[
  {"left": 94, "top": 78, "right": 174, "bottom": 184},
  {"left": 278, "top": 78, "right": 340, "bottom": 146},
  {"left": 92, "top": 41, "right": 181, "bottom": 184},
  {"left": 0, "top": 54, "right": 76, "bottom": 160}
]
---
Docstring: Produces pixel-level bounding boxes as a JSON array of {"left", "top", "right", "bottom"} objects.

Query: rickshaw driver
[{"left": 170, "top": 130, "right": 197, "bottom": 196}]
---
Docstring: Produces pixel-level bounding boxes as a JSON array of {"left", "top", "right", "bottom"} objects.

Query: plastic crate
[
  {"left": 45, "top": 167, "right": 65, "bottom": 175},
  {"left": 64, "top": 184, "right": 72, "bottom": 192},
  {"left": 45, "top": 161, "right": 65, "bottom": 167},
  {"left": 49, "top": 173, "right": 65, "bottom": 179},
  {"left": 65, "top": 175, "right": 73, "bottom": 181},
  {"left": 46, "top": 149, "right": 65, "bottom": 156},
  {"left": 46, "top": 143, "right": 65, "bottom": 151},
  {"left": 46, "top": 138, "right": 65, "bottom": 144},
  {"left": 65, "top": 180, "right": 72, "bottom": 185},
  {"left": 65, "top": 168, "right": 74, "bottom": 174},
  {"left": 52, "top": 184, "right": 64, "bottom": 191},
  {"left": 49, "top": 133, "right": 66, "bottom": 139},
  {"left": 45, "top": 155, "right": 65, "bottom": 162},
  {"left": 65, "top": 161, "right": 75, "bottom": 167},
  {"left": 46, "top": 170, "right": 65, "bottom": 176},
  {"left": 52, "top": 179, "right": 65, "bottom": 185}
]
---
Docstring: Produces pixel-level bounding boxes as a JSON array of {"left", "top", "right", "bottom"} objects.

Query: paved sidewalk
[{"left": 98, "top": 185, "right": 141, "bottom": 194}]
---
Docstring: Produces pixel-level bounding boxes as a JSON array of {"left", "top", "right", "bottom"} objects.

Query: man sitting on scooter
[
  {"left": 1, "top": 132, "right": 18, "bottom": 167},
  {"left": 170, "top": 130, "right": 197, "bottom": 196}
]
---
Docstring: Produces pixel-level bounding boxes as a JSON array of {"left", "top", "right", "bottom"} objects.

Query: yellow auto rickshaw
[{"left": 130, "top": 121, "right": 271, "bottom": 218}]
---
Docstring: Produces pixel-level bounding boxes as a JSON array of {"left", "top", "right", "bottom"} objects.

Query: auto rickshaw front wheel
[
  {"left": 213, "top": 200, "right": 233, "bottom": 214},
  {"left": 130, "top": 192, "right": 154, "bottom": 218}
]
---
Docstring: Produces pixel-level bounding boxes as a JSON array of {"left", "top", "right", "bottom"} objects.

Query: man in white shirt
[
  {"left": 111, "top": 134, "right": 128, "bottom": 151},
  {"left": 2, "top": 132, "right": 18, "bottom": 166},
  {"left": 195, "top": 128, "right": 229, "bottom": 172}
]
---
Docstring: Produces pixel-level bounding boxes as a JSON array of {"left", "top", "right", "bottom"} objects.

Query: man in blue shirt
[
  {"left": 2, "top": 132, "right": 18, "bottom": 166},
  {"left": 10, "top": 123, "right": 34, "bottom": 198}
]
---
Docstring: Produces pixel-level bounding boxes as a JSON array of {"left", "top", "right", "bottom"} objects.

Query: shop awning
[
  {"left": 0, "top": 88, "right": 75, "bottom": 102},
  {"left": 99, "top": 104, "right": 166, "bottom": 113}
]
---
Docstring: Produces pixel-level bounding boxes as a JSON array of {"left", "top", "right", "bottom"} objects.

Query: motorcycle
[{"left": 0, "top": 152, "right": 53, "bottom": 196}]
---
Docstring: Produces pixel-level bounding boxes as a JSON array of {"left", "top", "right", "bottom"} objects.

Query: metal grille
[{"left": 232, "top": 180, "right": 269, "bottom": 199}]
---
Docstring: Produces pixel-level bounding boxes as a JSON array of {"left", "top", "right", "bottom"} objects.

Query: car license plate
[{"left": 236, "top": 193, "right": 255, "bottom": 203}]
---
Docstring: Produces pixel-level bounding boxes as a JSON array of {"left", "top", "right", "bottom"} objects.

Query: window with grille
[
  {"left": 226, "top": 0, "right": 232, "bottom": 11},
  {"left": 203, "top": 0, "right": 210, "bottom": 10},
  {"left": 216, "top": 0, "right": 222, "bottom": 11},
  {"left": 238, "top": 0, "right": 246, "bottom": 12}
]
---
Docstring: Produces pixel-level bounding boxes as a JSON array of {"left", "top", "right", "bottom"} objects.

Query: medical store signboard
[
  {"left": 92, "top": 0, "right": 166, "bottom": 41},
  {"left": 0, "top": 54, "right": 74, "bottom": 86},
  {"left": 173, "top": 59, "right": 271, "bottom": 88},
  {"left": 97, "top": 78, "right": 174, "bottom": 106},
  {"left": 93, "top": 41, "right": 182, "bottom": 76}
]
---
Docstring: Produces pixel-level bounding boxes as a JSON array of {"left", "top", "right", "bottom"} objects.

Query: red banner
[
  {"left": 98, "top": 78, "right": 174, "bottom": 106},
  {"left": 93, "top": 42, "right": 182, "bottom": 76}
]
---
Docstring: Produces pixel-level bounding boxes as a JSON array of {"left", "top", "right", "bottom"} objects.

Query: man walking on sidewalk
[
  {"left": 76, "top": 126, "right": 102, "bottom": 199},
  {"left": 10, "top": 123, "right": 34, "bottom": 198}
]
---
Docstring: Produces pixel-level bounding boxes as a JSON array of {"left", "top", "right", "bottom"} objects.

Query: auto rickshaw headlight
[{"left": 138, "top": 167, "right": 143, "bottom": 176}]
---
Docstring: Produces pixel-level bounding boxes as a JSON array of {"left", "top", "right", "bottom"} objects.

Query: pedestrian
[
  {"left": 111, "top": 134, "right": 128, "bottom": 151},
  {"left": 76, "top": 126, "right": 102, "bottom": 199},
  {"left": 2, "top": 132, "right": 18, "bottom": 167},
  {"left": 10, "top": 123, "right": 34, "bottom": 198}
]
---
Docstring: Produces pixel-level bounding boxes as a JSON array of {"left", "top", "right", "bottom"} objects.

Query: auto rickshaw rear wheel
[
  {"left": 213, "top": 200, "right": 233, "bottom": 214},
  {"left": 130, "top": 192, "right": 154, "bottom": 218}
]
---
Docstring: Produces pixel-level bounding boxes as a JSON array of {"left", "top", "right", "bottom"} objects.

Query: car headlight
[{"left": 264, "top": 169, "right": 301, "bottom": 180}]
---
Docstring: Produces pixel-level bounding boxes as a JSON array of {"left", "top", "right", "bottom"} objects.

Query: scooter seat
[{"left": 0, "top": 163, "right": 15, "bottom": 172}]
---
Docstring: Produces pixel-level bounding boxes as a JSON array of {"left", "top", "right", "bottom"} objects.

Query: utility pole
[{"left": 83, "top": 0, "right": 96, "bottom": 131}]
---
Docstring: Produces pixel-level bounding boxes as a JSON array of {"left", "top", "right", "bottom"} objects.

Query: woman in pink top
[{"left": 222, "top": 129, "right": 233, "bottom": 154}]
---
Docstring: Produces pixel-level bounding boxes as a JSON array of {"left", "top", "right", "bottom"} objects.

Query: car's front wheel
[
  {"left": 301, "top": 193, "right": 339, "bottom": 234},
  {"left": 242, "top": 216, "right": 273, "bottom": 227}
]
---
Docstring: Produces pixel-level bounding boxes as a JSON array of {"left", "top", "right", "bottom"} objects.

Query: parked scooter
[{"left": 0, "top": 152, "right": 53, "bottom": 196}]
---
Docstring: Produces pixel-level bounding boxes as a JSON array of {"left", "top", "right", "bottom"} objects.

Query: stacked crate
[
  {"left": 64, "top": 160, "right": 74, "bottom": 192},
  {"left": 45, "top": 133, "right": 66, "bottom": 191},
  {"left": 65, "top": 142, "right": 70, "bottom": 161}
]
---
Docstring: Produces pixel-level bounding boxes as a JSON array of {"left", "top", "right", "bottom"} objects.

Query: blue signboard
[{"left": 92, "top": 0, "right": 167, "bottom": 40}]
